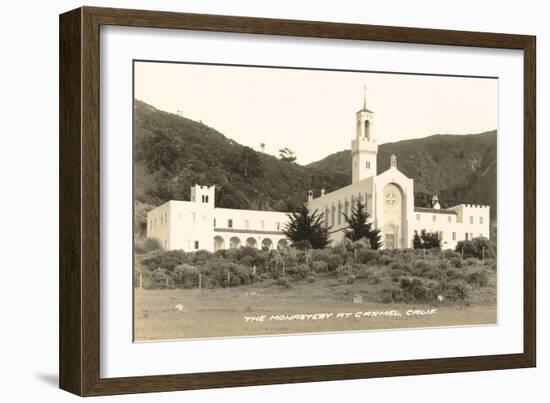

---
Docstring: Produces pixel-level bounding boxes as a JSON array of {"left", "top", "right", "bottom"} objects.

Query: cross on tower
[{"left": 363, "top": 85, "right": 367, "bottom": 109}]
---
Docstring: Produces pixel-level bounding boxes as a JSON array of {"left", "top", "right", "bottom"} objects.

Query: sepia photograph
[{"left": 133, "top": 60, "right": 498, "bottom": 341}]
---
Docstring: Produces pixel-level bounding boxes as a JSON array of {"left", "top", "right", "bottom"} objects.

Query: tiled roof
[{"left": 414, "top": 207, "right": 457, "bottom": 215}]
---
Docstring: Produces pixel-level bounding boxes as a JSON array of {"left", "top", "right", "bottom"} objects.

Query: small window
[
  {"left": 205, "top": 195, "right": 209, "bottom": 203},
  {"left": 480, "top": 216, "right": 484, "bottom": 224},
  {"left": 366, "top": 161, "right": 370, "bottom": 169},
  {"left": 228, "top": 219, "right": 233, "bottom": 228},
  {"left": 194, "top": 241, "right": 199, "bottom": 250},
  {"left": 432, "top": 215, "right": 436, "bottom": 222},
  {"left": 213, "top": 218, "right": 216, "bottom": 227},
  {"left": 469, "top": 216, "right": 474, "bottom": 224},
  {"left": 416, "top": 214, "right": 420, "bottom": 221},
  {"left": 452, "top": 232, "right": 456, "bottom": 241},
  {"left": 465, "top": 232, "right": 469, "bottom": 240},
  {"left": 201, "top": 195, "right": 205, "bottom": 202},
  {"left": 276, "top": 222, "right": 281, "bottom": 231}
]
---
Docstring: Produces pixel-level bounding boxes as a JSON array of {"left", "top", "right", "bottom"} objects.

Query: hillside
[
  {"left": 308, "top": 131, "right": 497, "bottom": 216},
  {"left": 134, "top": 100, "right": 348, "bottom": 236},
  {"left": 134, "top": 100, "right": 497, "bottom": 239}
]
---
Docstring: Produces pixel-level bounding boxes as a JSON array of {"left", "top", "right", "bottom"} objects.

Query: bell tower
[{"left": 351, "top": 86, "right": 378, "bottom": 183}]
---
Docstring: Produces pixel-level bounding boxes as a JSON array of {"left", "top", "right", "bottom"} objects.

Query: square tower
[
  {"left": 190, "top": 184, "right": 215, "bottom": 206},
  {"left": 351, "top": 101, "right": 377, "bottom": 183}
]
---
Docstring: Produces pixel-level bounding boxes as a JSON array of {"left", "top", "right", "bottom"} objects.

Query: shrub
[
  {"left": 311, "top": 249, "right": 346, "bottom": 270},
  {"left": 357, "top": 249, "right": 379, "bottom": 264},
  {"left": 449, "top": 257, "right": 463, "bottom": 268},
  {"left": 380, "top": 286, "right": 405, "bottom": 303},
  {"left": 202, "top": 260, "right": 254, "bottom": 287},
  {"left": 377, "top": 254, "right": 393, "bottom": 266},
  {"left": 311, "top": 260, "right": 329, "bottom": 273},
  {"left": 141, "top": 249, "right": 189, "bottom": 271},
  {"left": 399, "top": 276, "right": 437, "bottom": 303},
  {"left": 306, "top": 274, "right": 316, "bottom": 283},
  {"left": 190, "top": 249, "right": 213, "bottom": 264},
  {"left": 344, "top": 274, "right": 356, "bottom": 284},
  {"left": 444, "top": 268, "right": 464, "bottom": 281},
  {"left": 335, "top": 264, "right": 353, "bottom": 277},
  {"left": 466, "top": 269, "right": 489, "bottom": 287},
  {"left": 150, "top": 267, "right": 175, "bottom": 289},
  {"left": 354, "top": 265, "right": 380, "bottom": 284},
  {"left": 142, "top": 238, "right": 161, "bottom": 253},
  {"left": 444, "top": 279, "right": 471, "bottom": 301},
  {"left": 464, "top": 258, "right": 479, "bottom": 266},
  {"left": 287, "top": 264, "right": 310, "bottom": 278},
  {"left": 391, "top": 262, "right": 412, "bottom": 272},
  {"left": 172, "top": 264, "right": 200, "bottom": 288},
  {"left": 333, "top": 238, "right": 352, "bottom": 254},
  {"left": 444, "top": 250, "right": 461, "bottom": 259},
  {"left": 326, "top": 253, "right": 345, "bottom": 271},
  {"left": 456, "top": 237, "right": 497, "bottom": 259}
]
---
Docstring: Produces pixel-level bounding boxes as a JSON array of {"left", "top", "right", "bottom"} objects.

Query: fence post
[
  {"left": 227, "top": 270, "right": 230, "bottom": 284},
  {"left": 198, "top": 273, "right": 202, "bottom": 289},
  {"left": 423, "top": 249, "right": 426, "bottom": 260},
  {"left": 461, "top": 247, "right": 464, "bottom": 259},
  {"left": 482, "top": 247, "right": 485, "bottom": 261},
  {"left": 253, "top": 265, "right": 256, "bottom": 276}
]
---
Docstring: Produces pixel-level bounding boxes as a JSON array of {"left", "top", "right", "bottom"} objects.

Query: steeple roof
[{"left": 358, "top": 85, "right": 373, "bottom": 113}]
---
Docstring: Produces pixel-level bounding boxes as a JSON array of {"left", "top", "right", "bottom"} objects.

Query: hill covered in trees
[
  {"left": 134, "top": 100, "right": 497, "bottom": 238},
  {"left": 308, "top": 130, "right": 497, "bottom": 215},
  {"left": 134, "top": 100, "right": 348, "bottom": 236}
]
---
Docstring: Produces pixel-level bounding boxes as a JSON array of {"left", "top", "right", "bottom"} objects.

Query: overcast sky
[{"left": 134, "top": 61, "right": 497, "bottom": 165}]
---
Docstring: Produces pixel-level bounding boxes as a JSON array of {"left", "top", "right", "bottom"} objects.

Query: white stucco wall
[
  {"left": 307, "top": 176, "right": 375, "bottom": 244},
  {"left": 146, "top": 186, "right": 290, "bottom": 252},
  {"left": 411, "top": 204, "right": 491, "bottom": 249}
]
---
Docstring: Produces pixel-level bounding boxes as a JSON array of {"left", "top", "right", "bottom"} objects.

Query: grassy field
[{"left": 134, "top": 269, "right": 496, "bottom": 341}]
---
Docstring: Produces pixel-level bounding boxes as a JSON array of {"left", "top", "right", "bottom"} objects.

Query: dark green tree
[
  {"left": 238, "top": 146, "right": 262, "bottom": 178},
  {"left": 283, "top": 205, "right": 330, "bottom": 249},
  {"left": 343, "top": 200, "right": 382, "bottom": 250},
  {"left": 278, "top": 147, "right": 297, "bottom": 163},
  {"left": 413, "top": 229, "right": 441, "bottom": 249}
]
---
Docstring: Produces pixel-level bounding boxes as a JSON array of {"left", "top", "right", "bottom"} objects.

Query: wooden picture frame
[{"left": 59, "top": 6, "right": 536, "bottom": 396}]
